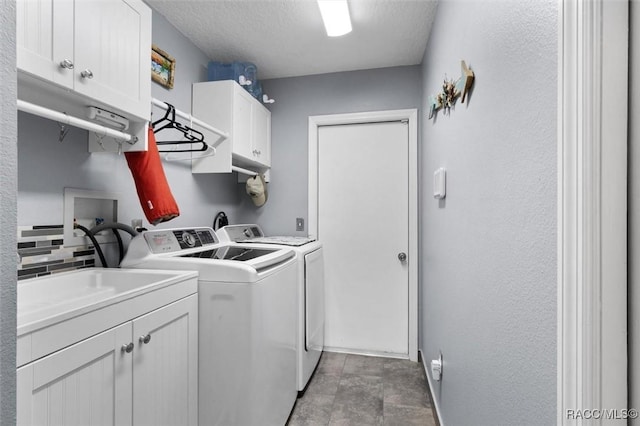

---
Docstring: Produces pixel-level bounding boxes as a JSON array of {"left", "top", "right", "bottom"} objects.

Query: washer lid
[{"left": 180, "top": 246, "right": 280, "bottom": 261}]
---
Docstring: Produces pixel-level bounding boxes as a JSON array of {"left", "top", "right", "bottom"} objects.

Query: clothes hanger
[
  {"left": 157, "top": 139, "right": 208, "bottom": 153},
  {"left": 152, "top": 102, "right": 207, "bottom": 152},
  {"left": 162, "top": 143, "right": 216, "bottom": 161}
]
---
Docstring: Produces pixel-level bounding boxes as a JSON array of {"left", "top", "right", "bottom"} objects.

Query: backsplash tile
[{"left": 17, "top": 225, "right": 96, "bottom": 280}]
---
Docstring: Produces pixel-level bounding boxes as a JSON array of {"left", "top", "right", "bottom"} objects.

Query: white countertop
[{"left": 18, "top": 268, "right": 198, "bottom": 336}]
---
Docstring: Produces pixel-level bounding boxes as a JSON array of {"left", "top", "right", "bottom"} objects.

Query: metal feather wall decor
[{"left": 428, "top": 60, "right": 475, "bottom": 119}]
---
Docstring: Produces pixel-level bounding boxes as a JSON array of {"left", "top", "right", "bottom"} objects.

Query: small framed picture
[{"left": 151, "top": 44, "right": 175, "bottom": 89}]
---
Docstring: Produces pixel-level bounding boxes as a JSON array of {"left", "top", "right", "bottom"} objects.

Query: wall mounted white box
[
  {"left": 63, "top": 188, "right": 121, "bottom": 246},
  {"left": 433, "top": 168, "right": 446, "bottom": 199},
  {"left": 431, "top": 353, "right": 443, "bottom": 381}
]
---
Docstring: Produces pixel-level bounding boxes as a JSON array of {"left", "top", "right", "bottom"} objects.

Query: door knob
[
  {"left": 398, "top": 252, "right": 407, "bottom": 262},
  {"left": 80, "top": 69, "right": 94, "bottom": 79},
  {"left": 121, "top": 343, "right": 134, "bottom": 353},
  {"left": 139, "top": 334, "right": 151, "bottom": 344}
]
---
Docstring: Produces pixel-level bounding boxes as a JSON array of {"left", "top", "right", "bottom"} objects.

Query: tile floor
[{"left": 286, "top": 352, "right": 438, "bottom": 426}]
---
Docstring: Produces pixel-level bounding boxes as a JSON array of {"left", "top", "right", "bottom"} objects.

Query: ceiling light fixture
[{"left": 317, "top": 0, "right": 352, "bottom": 37}]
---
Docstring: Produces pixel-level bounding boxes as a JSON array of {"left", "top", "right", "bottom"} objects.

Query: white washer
[
  {"left": 120, "top": 227, "right": 298, "bottom": 426},
  {"left": 216, "top": 224, "right": 324, "bottom": 392}
]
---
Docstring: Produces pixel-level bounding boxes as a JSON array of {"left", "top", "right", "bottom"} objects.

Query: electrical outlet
[
  {"left": 296, "top": 218, "right": 305, "bottom": 231},
  {"left": 131, "top": 219, "right": 143, "bottom": 229}
]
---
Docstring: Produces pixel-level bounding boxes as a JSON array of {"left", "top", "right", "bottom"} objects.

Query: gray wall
[
  {"left": 236, "top": 66, "right": 422, "bottom": 234},
  {"left": 17, "top": 10, "right": 241, "bottom": 231},
  {"left": 7, "top": 3, "right": 562, "bottom": 425},
  {"left": 0, "top": 0, "right": 17, "bottom": 423},
  {"left": 419, "top": 0, "right": 557, "bottom": 425},
  {"left": 629, "top": 0, "right": 639, "bottom": 422}
]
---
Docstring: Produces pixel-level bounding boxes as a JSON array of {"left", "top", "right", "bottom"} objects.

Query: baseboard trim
[
  {"left": 323, "top": 346, "right": 409, "bottom": 360},
  {"left": 420, "top": 349, "right": 444, "bottom": 426}
]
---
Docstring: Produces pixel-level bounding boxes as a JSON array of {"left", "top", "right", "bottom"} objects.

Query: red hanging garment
[{"left": 125, "top": 126, "right": 180, "bottom": 225}]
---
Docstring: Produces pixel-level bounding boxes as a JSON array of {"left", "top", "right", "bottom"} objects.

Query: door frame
[
  {"left": 308, "top": 109, "right": 418, "bottom": 362},
  {"left": 557, "top": 0, "right": 628, "bottom": 423}
]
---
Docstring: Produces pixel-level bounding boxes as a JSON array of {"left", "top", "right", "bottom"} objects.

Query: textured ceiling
[{"left": 146, "top": 0, "right": 439, "bottom": 79}]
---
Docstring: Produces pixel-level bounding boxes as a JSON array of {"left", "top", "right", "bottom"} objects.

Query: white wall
[
  {"left": 237, "top": 66, "right": 422, "bottom": 234},
  {"left": 17, "top": 10, "right": 242, "bottom": 232},
  {"left": 419, "top": 1, "right": 557, "bottom": 424},
  {"left": 0, "top": 0, "right": 17, "bottom": 422},
  {"left": 629, "top": 0, "right": 639, "bottom": 422}
]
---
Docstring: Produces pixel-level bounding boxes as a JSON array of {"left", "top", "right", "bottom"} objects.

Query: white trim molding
[
  {"left": 558, "top": 0, "right": 628, "bottom": 424},
  {"left": 308, "top": 109, "right": 419, "bottom": 362}
]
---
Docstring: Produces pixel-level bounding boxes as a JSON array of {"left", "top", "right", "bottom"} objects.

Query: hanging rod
[
  {"left": 17, "top": 99, "right": 136, "bottom": 143},
  {"left": 151, "top": 98, "right": 229, "bottom": 143},
  {"left": 232, "top": 165, "right": 259, "bottom": 176}
]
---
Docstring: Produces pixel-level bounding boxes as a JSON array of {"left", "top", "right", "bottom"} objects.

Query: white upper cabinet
[
  {"left": 16, "top": 0, "right": 75, "bottom": 88},
  {"left": 73, "top": 0, "right": 150, "bottom": 120},
  {"left": 17, "top": 0, "right": 151, "bottom": 123},
  {"left": 231, "top": 87, "right": 255, "bottom": 161},
  {"left": 251, "top": 100, "right": 271, "bottom": 166},
  {"left": 192, "top": 80, "right": 271, "bottom": 173}
]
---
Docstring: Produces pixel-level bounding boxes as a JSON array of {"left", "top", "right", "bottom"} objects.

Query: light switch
[
  {"left": 433, "top": 167, "right": 447, "bottom": 199},
  {"left": 433, "top": 168, "right": 446, "bottom": 199}
]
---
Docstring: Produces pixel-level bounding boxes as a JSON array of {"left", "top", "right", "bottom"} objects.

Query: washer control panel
[
  {"left": 143, "top": 228, "right": 218, "bottom": 254},
  {"left": 218, "top": 224, "right": 264, "bottom": 242}
]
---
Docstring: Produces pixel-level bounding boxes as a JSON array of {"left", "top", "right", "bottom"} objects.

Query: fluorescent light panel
[{"left": 317, "top": 0, "right": 352, "bottom": 37}]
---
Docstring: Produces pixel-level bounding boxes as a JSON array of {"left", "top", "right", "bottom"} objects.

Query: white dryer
[
  {"left": 216, "top": 224, "right": 325, "bottom": 392},
  {"left": 120, "top": 227, "right": 298, "bottom": 426}
]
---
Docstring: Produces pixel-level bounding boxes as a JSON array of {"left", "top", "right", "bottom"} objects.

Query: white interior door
[{"left": 317, "top": 121, "right": 409, "bottom": 356}]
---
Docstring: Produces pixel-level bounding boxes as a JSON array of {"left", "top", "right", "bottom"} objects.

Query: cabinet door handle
[
  {"left": 121, "top": 342, "right": 134, "bottom": 353},
  {"left": 59, "top": 59, "right": 74, "bottom": 69},
  {"left": 80, "top": 69, "right": 94, "bottom": 79},
  {"left": 139, "top": 334, "right": 151, "bottom": 344}
]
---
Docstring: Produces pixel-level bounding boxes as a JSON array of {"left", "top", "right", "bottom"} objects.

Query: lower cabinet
[{"left": 17, "top": 294, "right": 198, "bottom": 426}]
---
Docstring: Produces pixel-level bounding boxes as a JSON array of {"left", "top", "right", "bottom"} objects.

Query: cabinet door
[
  {"left": 17, "top": 323, "right": 133, "bottom": 426},
  {"left": 232, "top": 86, "right": 255, "bottom": 161},
  {"left": 74, "top": 0, "right": 151, "bottom": 120},
  {"left": 252, "top": 103, "right": 271, "bottom": 167},
  {"left": 16, "top": 0, "right": 74, "bottom": 88},
  {"left": 132, "top": 295, "right": 198, "bottom": 426}
]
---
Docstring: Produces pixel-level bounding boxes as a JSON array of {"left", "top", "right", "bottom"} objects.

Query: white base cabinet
[
  {"left": 17, "top": 295, "right": 198, "bottom": 426},
  {"left": 17, "top": 323, "right": 132, "bottom": 426},
  {"left": 132, "top": 295, "right": 198, "bottom": 426},
  {"left": 192, "top": 80, "right": 271, "bottom": 173}
]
